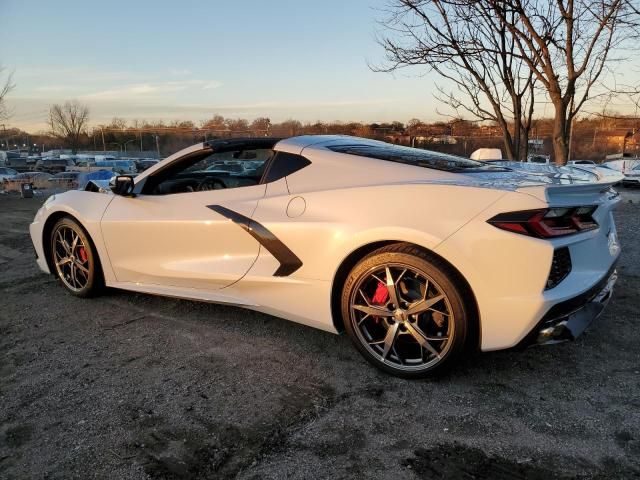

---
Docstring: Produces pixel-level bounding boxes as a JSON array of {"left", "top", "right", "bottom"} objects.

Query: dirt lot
[{"left": 1, "top": 190, "right": 639, "bottom": 480}]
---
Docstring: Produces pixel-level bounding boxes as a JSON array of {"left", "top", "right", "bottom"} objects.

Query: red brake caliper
[
  {"left": 78, "top": 247, "right": 88, "bottom": 263},
  {"left": 370, "top": 281, "right": 389, "bottom": 323}
]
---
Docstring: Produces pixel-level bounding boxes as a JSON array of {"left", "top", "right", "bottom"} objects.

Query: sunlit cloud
[
  {"left": 169, "top": 68, "right": 192, "bottom": 76},
  {"left": 80, "top": 79, "right": 224, "bottom": 100},
  {"left": 16, "top": 66, "right": 137, "bottom": 83},
  {"left": 34, "top": 85, "right": 73, "bottom": 92},
  {"left": 203, "top": 81, "right": 223, "bottom": 90}
]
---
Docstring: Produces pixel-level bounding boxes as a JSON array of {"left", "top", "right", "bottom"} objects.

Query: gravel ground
[{"left": 0, "top": 190, "right": 639, "bottom": 480}]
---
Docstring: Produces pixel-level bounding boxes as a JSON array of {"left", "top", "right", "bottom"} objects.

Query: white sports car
[{"left": 30, "top": 136, "right": 620, "bottom": 378}]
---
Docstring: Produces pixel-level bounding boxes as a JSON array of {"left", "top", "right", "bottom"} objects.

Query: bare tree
[
  {"left": 376, "top": 0, "right": 540, "bottom": 160},
  {"left": 0, "top": 64, "right": 15, "bottom": 121},
  {"left": 377, "top": 0, "right": 640, "bottom": 164},
  {"left": 250, "top": 117, "right": 271, "bottom": 134},
  {"left": 492, "top": 0, "right": 640, "bottom": 164},
  {"left": 48, "top": 101, "right": 90, "bottom": 153}
]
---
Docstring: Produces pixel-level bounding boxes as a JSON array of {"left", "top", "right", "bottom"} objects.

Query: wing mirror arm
[{"left": 110, "top": 175, "right": 137, "bottom": 197}]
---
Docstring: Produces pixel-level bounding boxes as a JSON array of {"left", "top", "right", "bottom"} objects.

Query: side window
[
  {"left": 262, "top": 152, "right": 311, "bottom": 184},
  {"left": 146, "top": 148, "right": 274, "bottom": 195}
]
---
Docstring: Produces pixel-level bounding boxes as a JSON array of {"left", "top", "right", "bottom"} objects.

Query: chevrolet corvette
[{"left": 30, "top": 136, "right": 620, "bottom": 378}]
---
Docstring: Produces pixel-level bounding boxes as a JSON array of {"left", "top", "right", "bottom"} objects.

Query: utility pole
[
  {"left": 155, "top": 134, "right": 160, "bottom": 158},
  {"left": 101, "top": 128, "right": 106, "bottom": 151},
  {"left": 123, "top": 139, "right": 135, "bottom": 153}
]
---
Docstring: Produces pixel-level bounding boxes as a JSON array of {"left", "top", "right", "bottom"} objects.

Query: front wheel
[
  {"left": 341, "top": 244, "right": 471, "bottom": 378},
  {"left": 50, "top": 217, "right": 104, "bottom": 297}
]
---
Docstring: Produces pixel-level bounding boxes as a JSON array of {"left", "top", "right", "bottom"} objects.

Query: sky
[
  {"left": 2, "top": 1, "right": 639, "bottom": 132},
  {"left": 0, "top": 0, "right": 453, "bottom": 131}
]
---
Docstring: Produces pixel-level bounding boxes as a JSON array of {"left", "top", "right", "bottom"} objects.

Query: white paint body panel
[
  {"left": 100, "top": 185, "right": 265, "bottom": 289},
  {"left": 30, "top": 135, "right": 621, "bottom": 351}
]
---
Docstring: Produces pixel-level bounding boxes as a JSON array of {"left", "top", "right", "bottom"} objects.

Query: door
[{"left": 100, "top": 142, "right": 275, "bottom": 290}]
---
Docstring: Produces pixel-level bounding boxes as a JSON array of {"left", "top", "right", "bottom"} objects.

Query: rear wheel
[
  {"left": 341, "top": 244, "right": 471, "bottom": 378},
  {"left": 50, "top": 217, "right": 103, "bottom": 297}
]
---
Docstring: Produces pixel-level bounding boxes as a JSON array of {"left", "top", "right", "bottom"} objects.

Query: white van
[{"left": 470, "top": 148, "right": 502, "bottom": 161}]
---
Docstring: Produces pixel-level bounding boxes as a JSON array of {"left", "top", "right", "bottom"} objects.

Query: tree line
[{"left": 5, "top": 106, "right": 639, "bottom": 161}]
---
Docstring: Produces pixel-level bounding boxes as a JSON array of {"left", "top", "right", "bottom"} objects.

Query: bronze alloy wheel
[
  {"left": 50, "top": 217, "right": 103, "bottom": 297},
  {"left": 349, "top": 263, "right": 454, "bottom": 371},
  {"left": 342, "top": 243, "right": 470, "bottom": 378}
]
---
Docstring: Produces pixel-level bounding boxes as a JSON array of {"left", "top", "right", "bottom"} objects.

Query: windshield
[
  {"left": 205, "top": 163, "right": 243, "bottom": 173},
  {"left": 325, "top": 142, "right": 500, "bottom": 172}
]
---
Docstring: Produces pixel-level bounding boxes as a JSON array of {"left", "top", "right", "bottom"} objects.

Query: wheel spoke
[
  {"left": 396, "top": 268, "right": 408, "bottom": 284},
  {"left": 421, "top": 279, "right": 429, "bottom": 300},
  {"left": 352, "top": 304, "right": 394, "bottom": 317},
  {"left": 69, "top": 263, "right": 77, "bottom": 288},
  {"left": 405, "top": 322, "right": 441, "bottom": 358},
  {"left": 425, "top": 335, "right": 449, "bottom": 341},
  {"left": 57, "top": 231, "right": 71, "bottom": 255},
  {"left": 71, "top": 232, "right": 79, "bottom": 252},
  {"left": 405, "top": 294, "right": 445, "bottom": 316},
  {"left": 56, "top": 257, "right": 72, "bottom": 267},
  {"left": 75, "top": 261, "right": 90, "bottom": 275},
  {"left": 385, "top": 266, "right": 401, "bottom": 308},
  {"left": 381, "top": 322, "right": 400, "bottom": 361},
  {"left": 358, "top": 289, "right": 370, "bottom": 304},
  {"left": 392, "top": 345, "right": 404, "bottom": 365}
]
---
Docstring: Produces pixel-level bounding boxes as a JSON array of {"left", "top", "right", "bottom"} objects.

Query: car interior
[{"left": 144, "top": 147, "right": 274, "bottom": 195}]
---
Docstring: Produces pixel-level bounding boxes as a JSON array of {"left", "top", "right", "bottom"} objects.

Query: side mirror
[{"left": 110, "top": 175, "right": 136, "bottom": 196}]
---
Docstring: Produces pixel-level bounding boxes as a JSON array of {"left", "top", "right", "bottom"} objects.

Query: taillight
[{"left": 487, "top": 206, "right": 598, "bottom": 238}]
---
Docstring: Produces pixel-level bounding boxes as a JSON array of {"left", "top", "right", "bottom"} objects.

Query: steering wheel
[{"left": 197, "top": 179, "right": 226, "bottom": 191}]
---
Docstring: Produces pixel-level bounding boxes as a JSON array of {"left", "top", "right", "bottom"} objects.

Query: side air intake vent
[{"left": 546, "top": 247, "right": 572, "bottom": 290}]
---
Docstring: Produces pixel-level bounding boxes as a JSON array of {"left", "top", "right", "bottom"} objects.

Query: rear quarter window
[{"left": 325, "top": 142, "right": 498, "bottom": 172}]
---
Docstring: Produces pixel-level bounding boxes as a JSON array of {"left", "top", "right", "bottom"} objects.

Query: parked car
[
  {"left": 67, "top": 160, "right": 110, "bottom": 173},
  {"left": 95, "top": 160, "right": 137, "bottom": 175},
  {"left": 622, "top": 164, "right": 640, "bottom": 187},
  {"left": 35, "top": 158, "right": 76, "bottom": 174},
  {"left": 602, "top": 158, "right": 640, "bottom": 174},
  {"left": 204, "top": 162, "right": 246, "bottom": 175},
  {"left": 48, "top": 172, "right": 81, "bottom": 190},
  {"left": 4, "top": 172, "right": 53, "bottom": 191},
  {"left": 30, "top": 136, "right": 620, "bottom": 378},
  {"left": 568, "top": 160, "right": 597, "bottom": 166},
  {"left": 0, "top": 166, "right": 18, "bottom": 181},
  {"left": 135, "top": 159, "right": 159, "bottom": 172},
  {"left": 470, "top": 148, "right": 502, "bottom": 161},
  {"left": 4, "top": 156, "right": 35, "bottom": 172},
  {"left": 526, "top": 154, "right": 551, "bottom": 164}
]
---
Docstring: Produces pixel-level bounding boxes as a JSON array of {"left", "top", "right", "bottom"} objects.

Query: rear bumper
[{"left": 518, "top": 265, "right": 617, "bottom": 347}]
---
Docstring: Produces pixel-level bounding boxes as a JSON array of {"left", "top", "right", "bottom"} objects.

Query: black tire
[
  {"left": 49, "top": 217, "right": 104, "bottom": 298},
  {"left": 341, "top": 243, "right": 472, "bottom": 378}
]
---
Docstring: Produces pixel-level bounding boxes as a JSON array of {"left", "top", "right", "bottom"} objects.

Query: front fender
[{"left": 30, "top": 190, "right": 116, "bottom": 281}]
